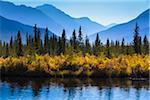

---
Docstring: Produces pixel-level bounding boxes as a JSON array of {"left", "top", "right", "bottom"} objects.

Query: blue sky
[{"left": 2, "top": 0, "right": 149, "bottom": 26}]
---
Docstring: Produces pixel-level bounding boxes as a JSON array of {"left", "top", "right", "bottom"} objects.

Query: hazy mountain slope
[
  {"left": 89, "top": 9, "right": 149, "bottom": 43},
  {"left": 0, "top": 16, "right": 53, "bottom": 42},
  {"left": 106, "top": 23, "right": 117, "bottom": 28},
  {"left": 36, "top": 4, "right": 106, "bottom": 37},
  {"left": 75, "top": 17, "right": 106, "bottom": 36},
  {"left": 0, "top": 1, "right": 63, "bottom": 35},
  {"left": 0, "top": 1, "right": 106, "bottom": 38}
]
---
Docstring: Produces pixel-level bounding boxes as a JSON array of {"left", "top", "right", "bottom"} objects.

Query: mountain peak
[
  {"left": 36, "top": 4, "right": 57, "bottom": 10},
  {"left": 78, "top": 17, "right": 91, "bottom": 21},
  {"left": 36, "top": 3, "right": 105, "bottom": 37}
]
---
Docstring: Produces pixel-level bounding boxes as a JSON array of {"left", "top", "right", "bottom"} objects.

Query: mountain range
[
  {"left": 0, "top": 1, "right": 106, "bottom": 39},
  {"left": 0, "top": 16, "right": 53, "bottom": 42},
  {"left": 90, "top": 9, "right": 149, "bottom": 43},
  {"left": 0, "top": 1, "right": 149, "bottom": 43},
  {"left": 36, "top": 4, "right": 106, "bottom": 37}
]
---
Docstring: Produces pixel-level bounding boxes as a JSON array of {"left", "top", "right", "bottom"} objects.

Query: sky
[{"left": 2, "top": 0, "right": 149, "bottom": 26}]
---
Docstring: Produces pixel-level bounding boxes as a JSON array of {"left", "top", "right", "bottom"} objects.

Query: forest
[{"left": 0, "top": 23, "right": 149, "bottom": 78}]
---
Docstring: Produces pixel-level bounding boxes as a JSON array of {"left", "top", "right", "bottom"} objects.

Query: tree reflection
[{"left": 0, "top": 77, "right": 149, "bottom": 100}]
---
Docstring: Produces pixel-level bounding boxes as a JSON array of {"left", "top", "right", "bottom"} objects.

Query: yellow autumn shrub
[{"left": 0, "top": 54, "right": 149, "bottom": 77}]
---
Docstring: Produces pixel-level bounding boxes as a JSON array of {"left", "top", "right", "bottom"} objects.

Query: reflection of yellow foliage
[{"left": 0, "top": 54, "right": 149, "bottom": 77}]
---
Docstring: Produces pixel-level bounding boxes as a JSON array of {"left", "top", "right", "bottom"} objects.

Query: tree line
[{"left": 0, "top": 23, "right": 149, "bottom": 58}]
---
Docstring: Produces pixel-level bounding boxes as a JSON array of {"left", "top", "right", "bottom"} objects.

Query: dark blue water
[{"left": 0, "top": 78, "right": 149, "bottom": 100}]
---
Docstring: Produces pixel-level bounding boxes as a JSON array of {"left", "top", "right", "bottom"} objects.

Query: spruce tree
[
  {"left": 85, "top": 35, "right": 91, "bottom": 54},
  {"left": 44, "top": 27, "right": 49, "bottom": 54},
  {"left": 133, "top": 23, "right": 141, "bottom": 54},
  {"left": 62, "top": 29, "right": 66, "bottom": 54},
  {"left": 9, "top": 36, "right": 13, "bottom": 49},
  {"left": 28, "top": 35, "right": 33, "bottom": 55},
  {"left": 143, "top": 35, "right": 149, "bottom": 54},
  {"left": 33, "top": 24, "right": 38, "bottom": 50},
  {"left": 9, "top": 36, "right": 14, "bottom": 56},
  {"left": 106, "top": 39, "right": 111, "bottom": 58},
  {"left": 57, "top": 37, "right": 62, "bottom": 55},
  {"left": 16, "top": 31, "right": 23, "bottom": 56},
  {"left": 72, "top": 30, "right": 77, "bottom": 50},
  {"left": 5, "top": 43, "right": 9, "bottom": 57},
  {"left": 139, "top": 36, "right": 142, "bottom": 54},
  {"left": 126, "top": 44, "right": 130, "bottom": 55},
  {"left": 121, "top": 38, "right": 125, "bottom": 54},
  {"left": 95, "top": 33, "right": 100, "bottom": 47},
  {"left": 111, "top": 40, "right": 114, "bottom": 47},
  {"left": 94, "top": 33, "right": 100, "bottom": 56},
  {"left": 37, "top": 29, "right": 42, "bottom": 54},
  {"left": 78, "top": 26, "right": 84, "bottom": 51},
  {"left": 51, "top": 34, "right": 57, "bottom": 55},
  {"left": 0, "top": 40, "right": 2, "bottom": 56}
]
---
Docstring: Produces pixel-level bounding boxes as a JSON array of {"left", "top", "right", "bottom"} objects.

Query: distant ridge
[
  {"left": 0, "top": 1, "right": 106, "bottom": 38},
  {"left": 36, "top": 4, "right": 106, "bottom": 37},
  {"left": 0, "top": 1, "right": 63, "bottom": 35},
  {"left": 89, "top": 9, "right": 149, "bottom": 43},
  {"left": 0, "top": 16, "right": 53, "bottom": 42}
]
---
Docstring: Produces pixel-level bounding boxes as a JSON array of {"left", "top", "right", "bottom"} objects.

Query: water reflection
[{"left": 0, "top": 77, "right": 149, "bottom": 100}]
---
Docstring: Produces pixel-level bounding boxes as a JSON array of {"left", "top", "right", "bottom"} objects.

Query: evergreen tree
[
  {"left": 115, "top": 40, "right": 120, "bottom": 56},
  {"left": 33, "top": 24, "right": 42, "bottom": 54},
  {"left": 9, "top": 36, "right": 14, "bottom": 56},
  {"left": 72, "top": 30, "right": 77, "bottom": 50},
  {"left": 44, "top": 27, "right": 49, "bottom": 54},
  {"left": 33, "top": 24, "right": 38, "bottom": 50},
  {"left": 111, "top": 40, "right": 114, "bottom": 47},
  {"left": 16, "top": 31, "right": 23, "bottom": 56},
  {"left": 139, "top": 36, "right": 142, "bottom": 54},
  {"left": 85, "top": 35, "right": 91, "bottom": 54},
  {"left": 28, "top": 35, "right": 33, "bottom": 55},
  {"left": 57, "top": 37, "right": 62, "bottom": 55},
  {"left": 37, "top": 29, "right": 42, "bottom": 54},
  {"left": 133, "top": 23, "right": 141, "bottom": 54},
  {"left": 70, "top": 38, "right": 73, "bottom": 46},
  {"left": 5, "top": 43, "right": 9, "bottom": 57},
  {"left": 126, "top": 44, "right": 130, "bottom": 55},
  {"left": 9, "top": 36, "right": 13, "bottom": 49},
  {"left": 115, "top": 40, "right": 120, "bottom": 47},
  {"left": 62, "top": 29, "right": 66, "bottom": 54},
  {"left": 106, "top": 39, "right": 111, "bottom": 58},
  {"left": 0, "top": 40, "right": 2, "bottom": 56},
  {"left": 121, "top": 38, "right": 125, "bottom": 54},
  {"left": 51, "top": 34, "right": 57, "bottom": 55},
  {"left": 95, "top": 33, "right": 100, "bottom": 47},
  {"left": 94, "top": 33, "right": 101, "bottom": 56},
  {"left": 143, "top": 35, "right": 149, "bottom": 54},
  {"left": 78, "top": 26, "right": 84, "bottom": 51}
]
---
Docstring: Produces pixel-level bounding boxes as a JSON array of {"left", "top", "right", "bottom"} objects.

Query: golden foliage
[{"left": 0, "top": 54, "right": 149, "bottom": 77}]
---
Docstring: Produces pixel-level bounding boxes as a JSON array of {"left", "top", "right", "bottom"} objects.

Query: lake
[{"left": 0, "top": 77, "right": 149, "bottom": 100}]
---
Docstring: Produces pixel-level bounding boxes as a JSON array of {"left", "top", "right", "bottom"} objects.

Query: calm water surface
[{"left": 0, "top": 77, "right": 149, "bottom": 100}]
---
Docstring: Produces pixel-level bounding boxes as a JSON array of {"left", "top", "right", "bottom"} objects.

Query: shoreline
[
  {"left": 1, "top": 73, "right": 149, "bottom": 79},
  {"left": 1, "top": 75, "right": 149, "bottom": 82}
]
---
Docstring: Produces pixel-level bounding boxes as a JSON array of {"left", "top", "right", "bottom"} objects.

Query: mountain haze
[
  {"left": 90, "top": 9, "right": 149, "bottom": 43},
  {"left": 36, "top": 4, "right": 106, "bottom": 37},
  {"left": 0, "top": 1, "right": 149, "bottom": 43},
  {"left": 0, "top": 1, "right": 106, "bottom": 38},
  {"left": 0, "top": 16, "right": 53, "bottom": 42},
  {"left": 0, "top": 1, "right": 63, "bottom": 35}
]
